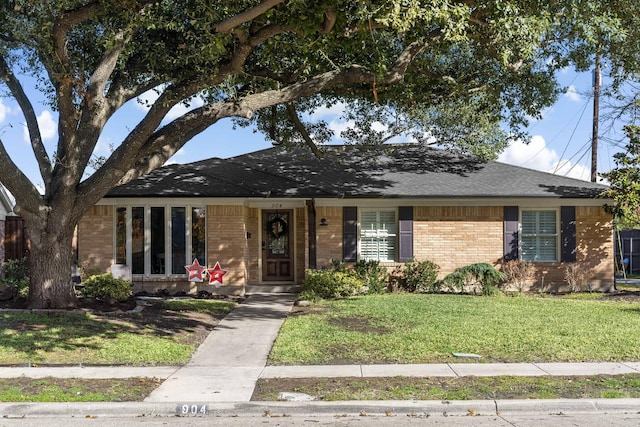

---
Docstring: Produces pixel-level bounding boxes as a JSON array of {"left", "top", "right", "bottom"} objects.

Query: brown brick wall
[
  {"left": 295, "top": 207, "right": 307, "bottom": 282},
  {"left": 316, "top": 206, "right": 343, "bottom": 268},
  {"left": 77, "top": 205, "right": 114, "bottom": 271},
  {"left": 413, "top": 206, "right": 504, "bottom": 276},
  {"left": 576, "top": 206, "right": 614, "bottom": 288},
  {"left": 245, "top": 207, "right": 259, "bottom": 285},
  {"left": 206, "top": 205, "right": 248, "bottom": 290}
]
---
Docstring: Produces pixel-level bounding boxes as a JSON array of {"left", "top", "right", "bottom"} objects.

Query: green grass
[
  {"left": 0, "top": 377, "right": 161, "bottom": 402},
  {"left": 0, "top": 312, "right": 191, "bottom": 365},
  {"left": 0, "top": 299, "right": 236, "bottom": 365},
  {"left": 270, "top": 293, "right": 640, "bottom": 364}
]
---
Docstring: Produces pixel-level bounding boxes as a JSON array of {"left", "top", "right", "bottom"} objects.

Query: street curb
[{"left": 1, "top": 399, "right": 640, "bottom": 419}]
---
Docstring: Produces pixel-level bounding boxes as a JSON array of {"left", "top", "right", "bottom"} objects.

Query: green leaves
[{"left": 600, "top": 125, "right": 640, "bottom": 226}]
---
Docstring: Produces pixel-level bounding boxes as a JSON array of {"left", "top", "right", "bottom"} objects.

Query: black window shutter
[
  {"left": 504, "top": 206, "right": 519, "bottom": 262},
  {"left": 343, "top": 207, "right": 358, "bottom": 262},
  {"left": 561, "top": 206, "right": 577, "bottom": 262},
  {"left": 398, "top": 206, "right": 413, "bottom": 262}
]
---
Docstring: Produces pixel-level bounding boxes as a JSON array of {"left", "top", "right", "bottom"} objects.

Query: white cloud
[
  {"left": 311, "top": 102, "right": 347, "bottom": 119},
  {"left": 0, "top": 99, "right": 10, "bottom": 123},
  {"left": 135, "top": 90, "right": 159, "bottom": 111},
  {"left": 498, "top": 135, "right": 558, "bottom": 171},
  {"left": 498, "top": 135, "right": 592, "bottom": 181},
  {"left": 22, "top": 110, "right": 57, "bottom": 143},
  {"left": 564, "top": 84, "right": 581, "bottom": 102},
  {"left": 552, "top": 159, "right": 592, "bottom": 181}
]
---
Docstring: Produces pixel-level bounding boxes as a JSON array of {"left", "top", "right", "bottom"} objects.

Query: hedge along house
[{"left": 77, "top": 144, "right": 613, "bottom": 295}]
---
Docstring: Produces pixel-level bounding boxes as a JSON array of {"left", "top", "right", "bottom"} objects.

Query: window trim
[
  {"left": 358, "top": 208, "right": 398, "bottom": 262},
  {"left": 519, "top": 208, "right": 560, "bottom": 262},
  {"left": 114, "top": 204, "right": 206, "bottom": 277}
]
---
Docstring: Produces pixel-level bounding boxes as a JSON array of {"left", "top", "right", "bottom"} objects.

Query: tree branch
[
  {"left": 74, "top": 30, "right": 133, "bottom": 169},
  {"left": 319, "top": 7, "right": 337, "bottom": 35},
  {"left": 52, "top": 1, "right": 103, "bottom": 108},
  {"left": 213, "top": 0, "right": 285, "bottom": 33},
  {"left": 0, "top": 138, "right": 43, "bottom": 217},
  {"left": 385, "top": 37, "right": 438, "bottom": 84},
  {"left": 285, "top": 102, "right": 324, "bottom": 158},
  {"left": 0, "top": 56, "right": 53, "bottom": 183}
]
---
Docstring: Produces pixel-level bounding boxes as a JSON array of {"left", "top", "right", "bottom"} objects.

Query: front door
[{"left": 262, "top": 210, "right": 294, "bottom": 281}]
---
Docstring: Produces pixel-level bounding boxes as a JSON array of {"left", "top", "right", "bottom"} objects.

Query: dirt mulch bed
[{"left": 252, "top": 374, "right": 640, "bottom": 401}]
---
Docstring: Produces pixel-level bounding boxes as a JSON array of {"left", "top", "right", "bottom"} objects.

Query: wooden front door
[{"left": 262, "top": 210, "right": 294, "bottom": 281}]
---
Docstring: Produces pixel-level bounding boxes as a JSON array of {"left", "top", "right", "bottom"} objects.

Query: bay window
[{"left": 115, "top": 205, "right": 206, "bottom": 275}]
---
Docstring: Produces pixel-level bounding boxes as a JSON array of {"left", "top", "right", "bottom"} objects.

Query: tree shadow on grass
[{"left": 0, "top": 301, "right": 227, "bottom": 364}]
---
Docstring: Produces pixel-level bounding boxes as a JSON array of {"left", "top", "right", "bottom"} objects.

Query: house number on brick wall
[{"left": 176, "top": 404, "right": 208, "bottom": 416}]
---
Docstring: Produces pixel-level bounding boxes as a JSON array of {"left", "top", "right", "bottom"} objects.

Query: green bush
[
  {"left": 0, "top": 257, "right": 30, "bottom": 299},
  {"left": 401, "top": 259, "right": 440, "bottom": 293},
  {"left": 354, "top": 260, "right": 389, "bottom": 294},
  {"left": 440, "top": 263, "right": 506, "bottom": 295},
  {"left": 300, "top": 269, "right": 366, "bottom": 301},
  {"left": 81, "top": 273, "right": 132, "bottom": 301}
]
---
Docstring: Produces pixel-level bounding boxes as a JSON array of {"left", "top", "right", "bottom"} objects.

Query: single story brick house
[{"left": 77, "top": 144, "right": 613, "bottom": 294}]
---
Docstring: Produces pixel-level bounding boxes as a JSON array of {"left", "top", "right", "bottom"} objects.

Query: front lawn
[
  {"left": 0, "top": 299, "right": 237, "bottom": 365},
  {"left": 269, "top": 293, "right": 640, "bottom": 364}
]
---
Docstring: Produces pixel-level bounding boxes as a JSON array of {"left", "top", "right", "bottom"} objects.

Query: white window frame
[
  {"left": 358, "top": 208, "right": 397, "bottom": 262},
  {"left": 114, "top": 205, "right": 206, "bottom": 277},
  {"left": 520, "top": 208, "right": 559, "bottom": 262}
]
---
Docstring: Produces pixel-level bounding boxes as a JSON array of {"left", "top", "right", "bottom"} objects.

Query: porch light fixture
[{"left": 320, "top": 217, "right": 328, "bottom": 226}]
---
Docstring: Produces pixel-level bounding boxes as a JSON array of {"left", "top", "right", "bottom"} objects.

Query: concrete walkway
[{"left": 144, "top": 292, "right": 297, "bottom": 403}]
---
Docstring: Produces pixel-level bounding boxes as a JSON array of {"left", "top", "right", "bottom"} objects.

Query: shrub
[
  {"left": 300, "top": 269, "right": 365, "bottom": 301},
  {"left": 329, "top": 258, "right": 347, "bottom": 272},
  {"left": 564, "top": 262, "right": 590, "bottom": 293},
  {"left": 354, "top": 260, "right": 389, "bottom": 294},
  {"left": 401, "top": 259, "right": 440, "bottom": 293},
  {"left": 81, "top": 273, "right": 132, "bottom": 301},
  {"left": 440, "top": 263, "right": 506, "bottom": 295},
  {"left": 0, "top": 257, "right": 30, "bottom": 299},
  {"left": 502, "top": 260, "right": 534, "bottom": 292}
]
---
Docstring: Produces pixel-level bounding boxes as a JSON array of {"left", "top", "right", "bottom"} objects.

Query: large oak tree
[{"left": 0, "top": 0, "right": 638, "bottom": 308}]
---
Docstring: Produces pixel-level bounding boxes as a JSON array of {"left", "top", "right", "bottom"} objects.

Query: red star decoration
[
  {"left": 185, "top": 259, "right": 206, "bottom": 282},
  {"left": 206, "top": 261, "right": 228, "bottom": 286}
]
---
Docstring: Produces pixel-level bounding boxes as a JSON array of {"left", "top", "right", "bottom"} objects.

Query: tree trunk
[{"left": 26, "top": 222, "right": 78, "bottom": 309}]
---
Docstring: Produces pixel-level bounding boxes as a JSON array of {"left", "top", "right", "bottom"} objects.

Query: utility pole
[{"left": 591, "top": 52, "right": 601, "bottom": 183}]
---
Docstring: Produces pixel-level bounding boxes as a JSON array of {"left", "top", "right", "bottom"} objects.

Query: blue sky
[{"left": 0, "top": 66, "right": 627, "bottom": 196}]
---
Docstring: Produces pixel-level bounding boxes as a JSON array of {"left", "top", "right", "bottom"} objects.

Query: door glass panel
[
  {"left": 115, "top": 207, "right": 127, "bottom": 265},
  {"left": 131, "top": 207, "right": 145, "bottom": 274},
  {"left": 266, "top": 212, "right": 289, "bottom": 258},
  {"left": 192, "top": 207, "right": 206, "bottom": 263},
  {"left": 151, "top": 207, "right": 165, "bottom": 274},
  {"left": 171, "top": 207, "right": 186, "bottom": 274}
]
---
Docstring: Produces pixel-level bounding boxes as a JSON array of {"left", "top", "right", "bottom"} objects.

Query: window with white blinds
[
  {"left": 360, "top": 210, "right": 397, "bottom": 262},
  {"left": 521, "top": 210, "right": 558, "bottom": 262}
]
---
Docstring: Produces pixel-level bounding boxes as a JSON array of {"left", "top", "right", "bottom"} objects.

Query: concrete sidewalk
[{"left": 3, "top": 361, "right": 640, "bottom": 381}]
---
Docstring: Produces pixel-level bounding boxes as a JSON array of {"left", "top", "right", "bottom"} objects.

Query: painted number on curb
[{"left": 176, "top": 404, "right": 208, "bottom": 416}]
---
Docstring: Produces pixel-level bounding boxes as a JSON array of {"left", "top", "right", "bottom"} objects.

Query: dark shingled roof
[{"left": 106, "top": 144, "right": 608, "bottom": 199}]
